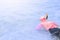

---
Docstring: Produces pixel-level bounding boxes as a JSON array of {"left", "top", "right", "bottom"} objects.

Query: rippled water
[{"left": 0, "top": 0, "right": 60, "bottom": 40}]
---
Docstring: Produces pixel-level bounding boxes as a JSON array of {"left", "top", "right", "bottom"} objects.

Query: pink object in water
[
  {"left": 36, "top": 16, "right": 58, "bottom": 30},
  {"left": 36, "top": 24, "right": 43, "bottom": 30}
]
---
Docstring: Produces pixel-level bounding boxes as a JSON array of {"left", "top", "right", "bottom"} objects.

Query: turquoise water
[{"left": 0, "top": 0, "right": 60, "bottom": 40}]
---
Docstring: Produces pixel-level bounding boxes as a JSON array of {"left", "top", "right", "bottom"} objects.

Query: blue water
[{"left": 0, "top": 0, "right": 60, "bottom": 40}]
